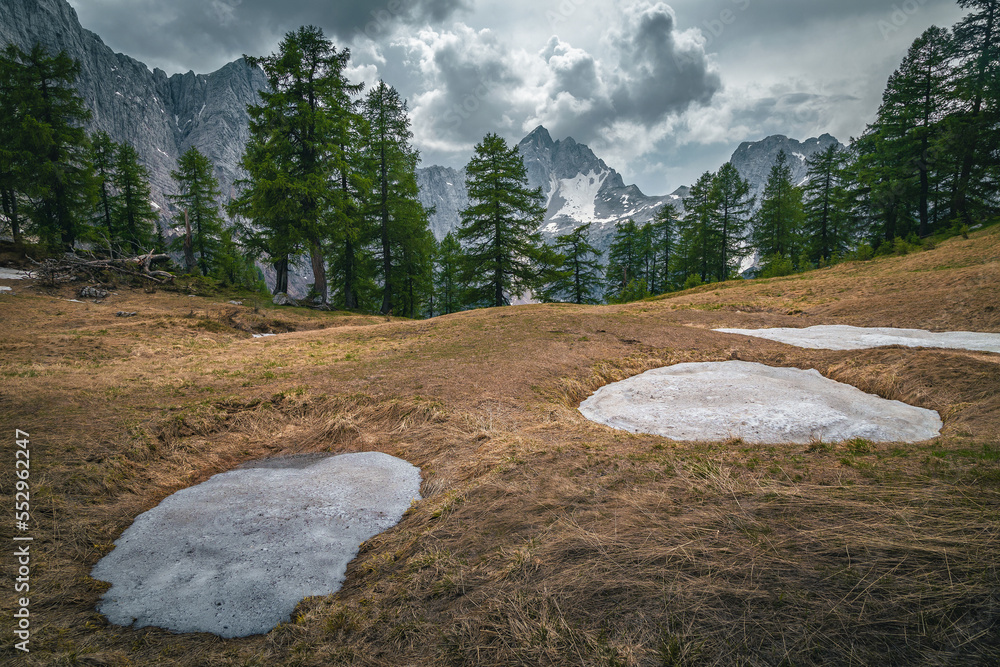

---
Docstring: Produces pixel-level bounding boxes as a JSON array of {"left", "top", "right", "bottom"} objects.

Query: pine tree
[
  {"left": 242, "top": 26, "right": 364, "bottom": 306},
  {"left": 605, "top": 219, "right": 643, "bottom": 299},
  {"left": 650, "top": 203, "right": 679, "bottom": 293},
  {"left": 434, "top": 231, "right": 463, "bottom": 315},
  {"left": 362, "top": 81, "right": 432, "bottom": 315},
  {"left": 0, "top": 48, "right": 29, "bottom": 245},
  {"left": 951, "top": 0, "right": 1000, "bottom": 223},
  {"left": 3, "top": 44, "right": 93, "bottom": 250},
  {"left": 679, "top": 171, "right": 717, "bottom": 283},
  {"left": 457, "top": 133, "right": 547, "bottom": 308},
  {"left": 803, "top": 144, "right": 854, "bottom": 262},
  {"left": 228, "top": 125, "right": 303, "bottom": 295},
  {"left": 753, "top": 151, "right": 804, "bottom": 269},
  {"left": 709, "top": 163, "right": 753, "bottom": 281},
  {"left": 89, "top": 131, "right": 118, "bottom": 252},
  {"left": 540, "top": 223, "right": 604, "bottom": 304},
  {"left": 170, "top": 146, "right": 223, "bottom": 275},
  {"left": 113, "top": 142, "right": 159, "bottom": 254}
]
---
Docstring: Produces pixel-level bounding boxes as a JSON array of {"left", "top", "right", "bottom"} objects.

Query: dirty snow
[
  {"left": 579, "top": 361, "right": 941, "bottom": 444},
  {"left": 0, "top": 268, "right": 32, "bottom": 280},
  {"left": 715, "top": 325, "right": 1000, "bottom": 353},
  {"left": 91, "top": 452, "right": 421, "bottom": 638}
]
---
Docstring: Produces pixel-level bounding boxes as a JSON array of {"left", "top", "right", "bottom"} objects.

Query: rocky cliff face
[
  {"left": 729, "top": 134, "right": 843, "bottom": 207},
  {"left": 0, "top": 0, "right": 268, "bottom": 233},
  {"left": 417, "top": 126, "right": 684, "bottom": 253}
]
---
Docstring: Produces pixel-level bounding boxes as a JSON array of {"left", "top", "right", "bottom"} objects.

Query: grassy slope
[{"left": 0, "top": 227, "right": 998, "bottom": 666}]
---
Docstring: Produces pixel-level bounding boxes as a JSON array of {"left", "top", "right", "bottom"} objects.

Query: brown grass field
[{"left": 1, "top": 226, "right": 998, "bottom": 666}]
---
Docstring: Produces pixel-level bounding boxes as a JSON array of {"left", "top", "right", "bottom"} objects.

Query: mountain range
[
  {"left": 3, "top": 0, "right": 843, "bottom": 292},
  {"left": 0, "top": 0, "right": 267, "bottom": 230}
]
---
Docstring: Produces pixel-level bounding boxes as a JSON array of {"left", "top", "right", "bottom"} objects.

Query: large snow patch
[
  {"left": 715, "top": 325, "right": 1000, "bottom": 353},
  {"left": 91, "top": 451, "right": 421, "bottom": 638},
  {"left": 579, "top": 361, "right": 941, "bottom": 444}
]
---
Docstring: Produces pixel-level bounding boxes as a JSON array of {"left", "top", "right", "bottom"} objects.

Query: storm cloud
[{"left": 67, "top": 0, "right": 469, "bottom": 73}]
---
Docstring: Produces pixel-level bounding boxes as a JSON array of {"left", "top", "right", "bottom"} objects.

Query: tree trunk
[
  {"left": 183, "top": 209, "right": 197, "bottom": 275},
  {"left": 273, "top": 255, "right": 289, "bottom": 295},
  {"left": 379, "top": 143, "right": 392, "bottom": 315},
  {"left": 310, "top": 239, "right": 327, "bottom": 305}
]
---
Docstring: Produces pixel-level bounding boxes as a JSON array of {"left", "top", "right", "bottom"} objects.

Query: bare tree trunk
[
  {"left": 310, "top": 239, "right": 327, "bottom": 305},
  {"left": 183, "top": 209, "right": 197, "bottom": 275}
]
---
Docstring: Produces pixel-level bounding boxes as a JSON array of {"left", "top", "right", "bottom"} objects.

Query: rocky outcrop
[
  {"left": 0, "top": 0, "right": 267, "bottom": 234},
  {"left": 729, "top": 134, "right": 843, "bottom": 208}
]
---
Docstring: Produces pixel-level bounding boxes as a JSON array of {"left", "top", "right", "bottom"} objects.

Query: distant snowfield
[
  {"left": 579, "top": 361, "right": 942, "bottom": 444},
  {"left": 91, "top": 452, "right": 421, "bottom": 638},
  {"left": 715, "top": 325, "right": 1000, "bottom": 353},
  {"left": 554, "top": 169, "right": 610, "bottom": 222}
]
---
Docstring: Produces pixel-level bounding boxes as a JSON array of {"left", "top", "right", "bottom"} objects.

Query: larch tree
[
  {"left": 114, "top": 142, "right": 159, "bottom": 254},
  {"left": 170, "top": 146, "right": 223, "bottom": 275},
  {"left": 362, "top": 80, "right": 432, "bottom": 315},
  {"left": 434, "top": 231, "right": 463, "bottom": 315},
  {"left": 4, "top": 44, "right": 93, "bottom": 250},
  {"left": 457, "top": 133, "right": 548, "bottom": 308},
  {"left": 243, "top": 26, "right": 363, "bottom": 306},
  {"left": 541, "top": 223, "right": 604, "bottom": 305},
  {"left": 709, "top": 163, "right": 753, "bottom": 281},
  {"left": 753, "top": 151, "right": 804, "bottom": 269}
]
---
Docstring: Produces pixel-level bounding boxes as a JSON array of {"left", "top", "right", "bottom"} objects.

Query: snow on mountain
[{"left": 417, "top": 126, "right": 680, "bottom": 253}]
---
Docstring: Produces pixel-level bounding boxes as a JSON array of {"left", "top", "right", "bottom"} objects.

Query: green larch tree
[
  {"left": 170, "top": 146, "right": 223, "bottom": 275},
  {"left": 457, "top": 133, "right": 548, "bottom": 308},
  {"left": 753, "top": 151, "right": 804, "bottom": 269},
  {"left": 709, "top": 163, "right": 753, "bottom": 281},
  {"left": 540, "top": 223, "right": 604, "bottom": 304}
]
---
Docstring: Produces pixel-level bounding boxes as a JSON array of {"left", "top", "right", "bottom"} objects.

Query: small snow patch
[
  {"left": 0, "top": 268, "right": 32, "bottom": 280},
  {"left": 91, "top": 452, "right": 421, "bottom": 638},
  {"left": 579, "top": 361, "right": 941, "bottom": 444},
  {"left": 715, "top": 325, "right": 1000, "bottom": 354}
]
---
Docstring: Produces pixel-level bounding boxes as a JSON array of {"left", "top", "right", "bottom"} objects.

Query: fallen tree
[{"left": 30, "top": 250, "right": 175, "bottom": 285}]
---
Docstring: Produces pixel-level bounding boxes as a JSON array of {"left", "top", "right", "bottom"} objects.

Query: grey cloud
[
  {"left": 608, "top": 1, "right": 721, "bottom": 124},
  {"left": 69, "top": 0, "right": 468, "bottom": 73}
]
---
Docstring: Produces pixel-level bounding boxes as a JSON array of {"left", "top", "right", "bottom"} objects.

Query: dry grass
[{"left": 1, "top": 226, "right": 998, "bottom": 666}]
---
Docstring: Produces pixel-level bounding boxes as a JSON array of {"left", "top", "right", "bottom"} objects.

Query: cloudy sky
[{"left": 67, "top": 0, "right": 967, "bottom": 193}]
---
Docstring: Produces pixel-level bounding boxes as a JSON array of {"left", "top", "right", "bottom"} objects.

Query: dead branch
[{"left": 30, "top": 251, "right": 175, "bottom": 285}]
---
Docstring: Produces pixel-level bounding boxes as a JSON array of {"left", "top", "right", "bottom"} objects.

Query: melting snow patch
[
  {"left": 91, "top": 451, "right": 421, "bottom": 638},
  {"left": 715, "top": 325, "right": 1000, "bottom": 354},
  {"left": 0, "top": 268, "right": 32, "bottom": 280},
  {"left": 579, "top": 361, "right": 941, "bottom": 444},
  {"left": 251, "top": 333, "right": 277, "bottom": 338}
]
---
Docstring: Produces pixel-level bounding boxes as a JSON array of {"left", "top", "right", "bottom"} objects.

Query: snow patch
[
  {"left": 554, "top": 170, "right": 609, "bottom": 223},
  {"left": 579, "top": 361, "right": 942, "bottom": 444},
  {"left": 91, "top": 452, "right": 422, "bottom": 638},
  {"left": 0, "top": 268, "right": 32, "bottom": 280},
  {"left": 715, "top": 325, "right": 1000, "bottom": 354}
]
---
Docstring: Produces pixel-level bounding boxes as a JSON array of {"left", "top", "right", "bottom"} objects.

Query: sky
[{"left": 66, "top": 0, "right": 968, "bottom": 194}]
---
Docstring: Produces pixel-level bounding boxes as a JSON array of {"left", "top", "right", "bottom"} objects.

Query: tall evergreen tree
[
  {"left": 605, "top": 219, "right": 643, "bottom": 299},
  {"left": 803, "top": 144, "right": 854, "bottom": 262},
  {"left": 242, "top": 26, "right": 363, "bottom": 306},
  {"left": 362, "top": 81, "right": 432, "bottom": 315},
  {"left": 649, "top": 203, "right": 679, "bottom": 293},
  {"left": 457, "top": 133, "right": 547, "bottom": 308},
  {"left": 228, "top": 136, "right": 302, "bottom": 295},
  {"left": 951, "top": 0, "right": 1000, "bottom": 223},
  {"left": 540, "top": 223, "right": 604, "bottom": 304},
  {"left": 170, "top": 146, "right": 223, "bottom": 275},
  {"left": 679, "top": 171, "right": 718, "bottom": 283},
  {"left": 434, "top": 231, "right": 463, "bottom": 315},
  {"left": 114, "top": 142, "right": 159, "bottom": 254},
  {"left": 753, "top": 151, "right": 804, "bottom": 268},
  {"left": 89, "top": 131, "right": 118, "bottom": 251},
  {"left": 3, "top": 44, "right": 93, "bottom": 250},
  {"left": 0, "top": 48, "right": 29, "bottom": 245},
  {"left": 709, "top": 163, "right": 753, "bottom": 281}
]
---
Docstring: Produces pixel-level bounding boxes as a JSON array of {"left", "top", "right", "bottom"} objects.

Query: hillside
[{"left": 0, "top": 226, "right": 997, "bottom": 665}]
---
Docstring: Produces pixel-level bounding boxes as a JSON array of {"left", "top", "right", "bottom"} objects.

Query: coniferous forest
[{"left": 1, "top": 0, "right": 997, "bottom": 315}]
